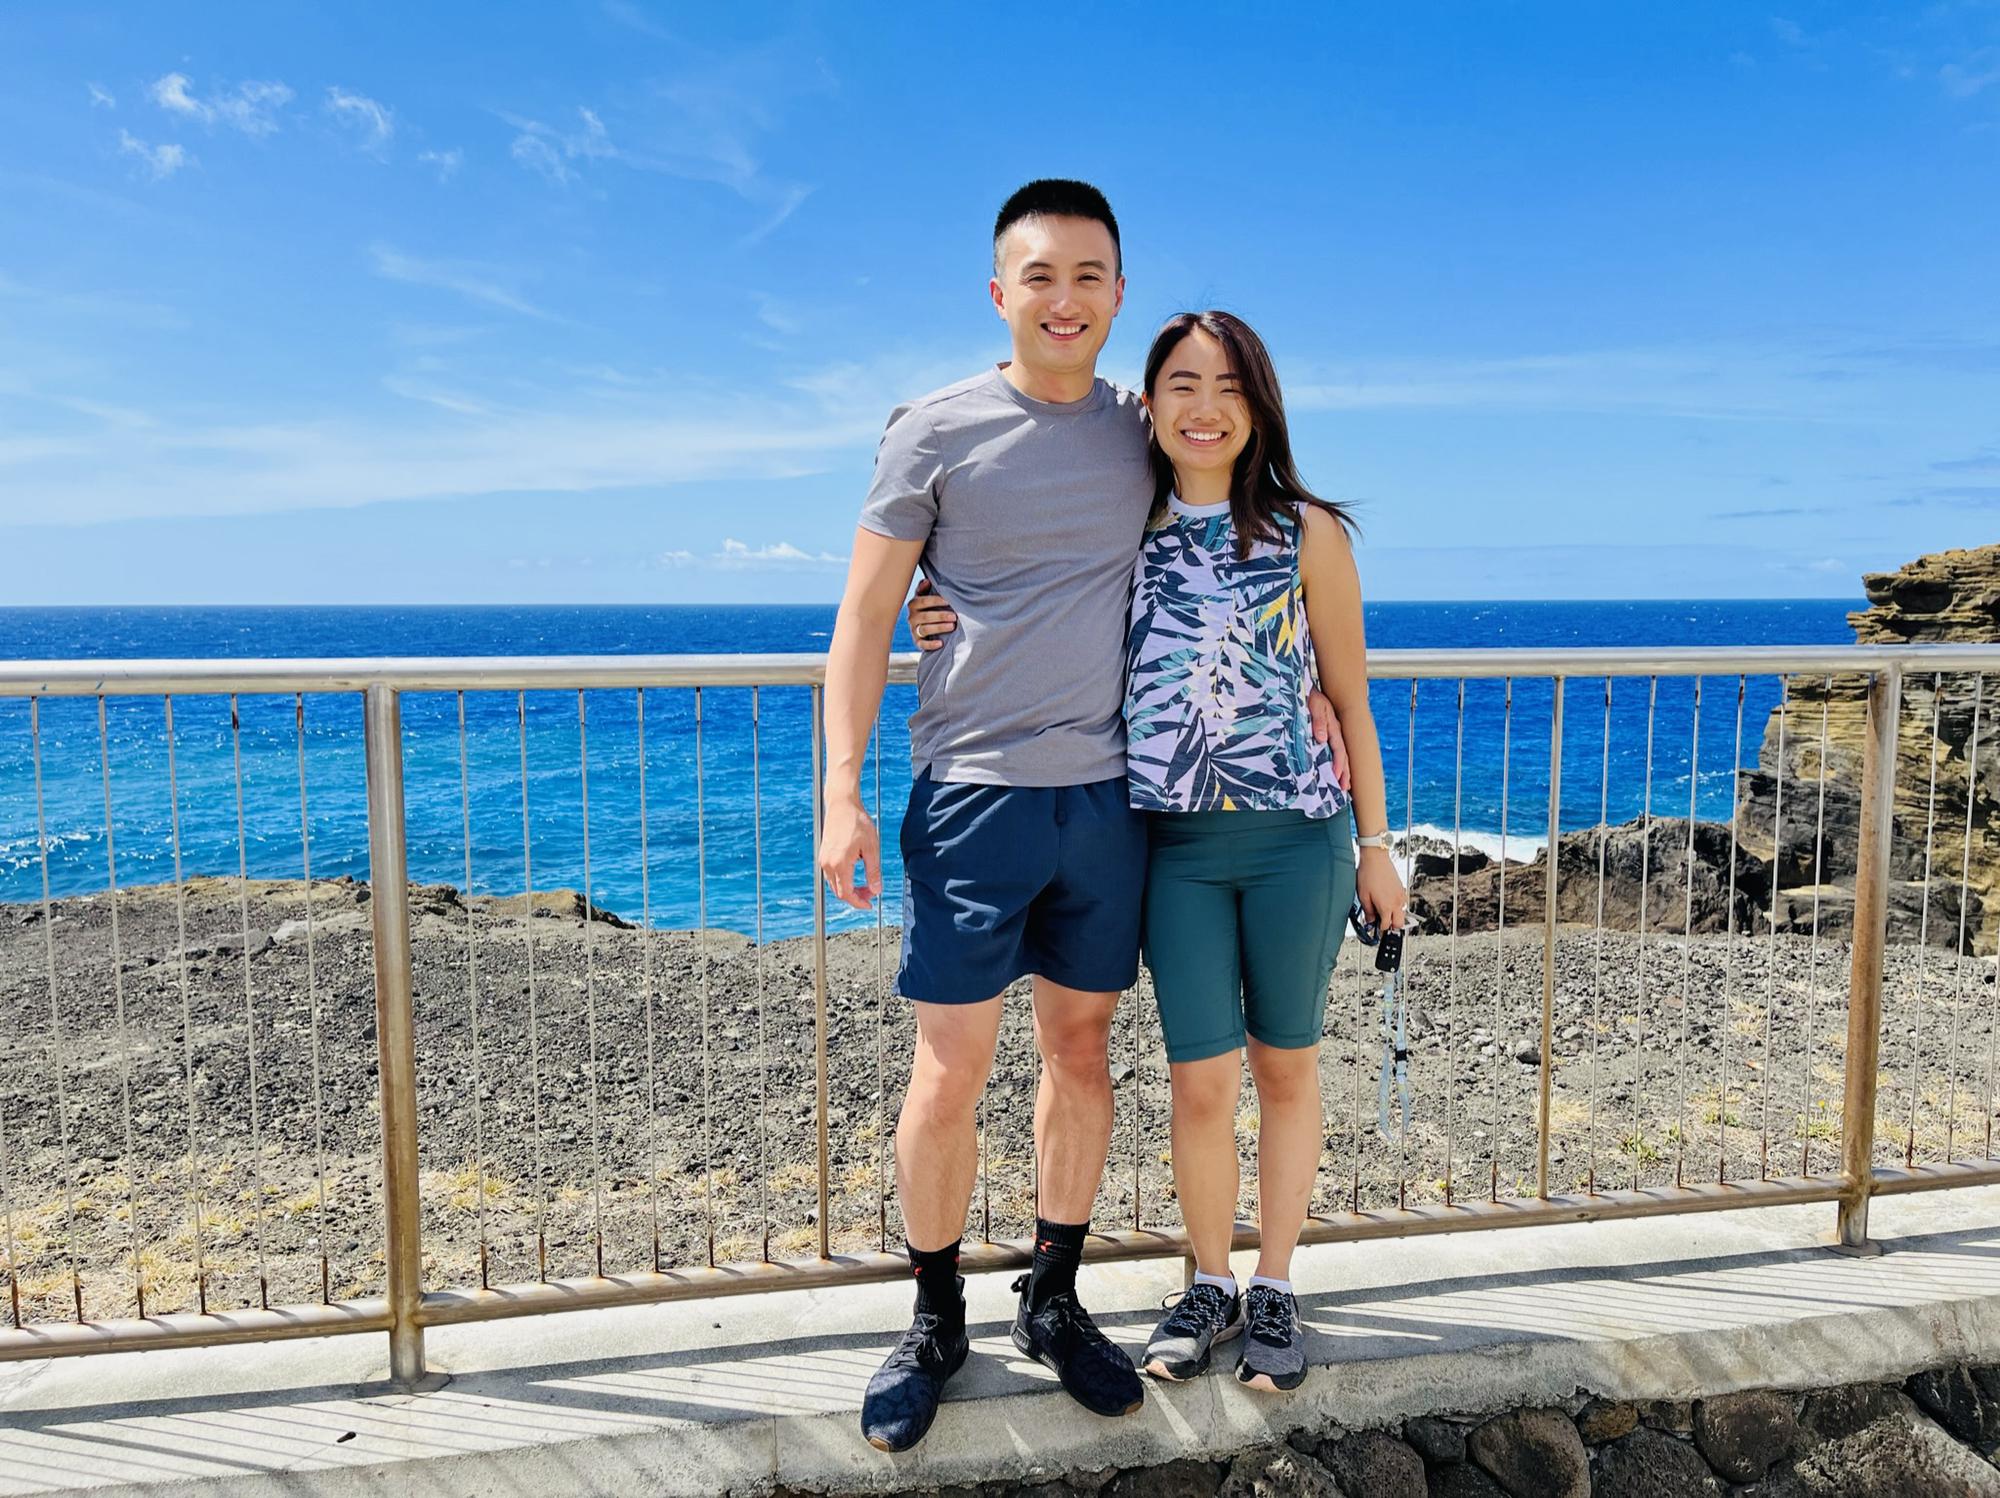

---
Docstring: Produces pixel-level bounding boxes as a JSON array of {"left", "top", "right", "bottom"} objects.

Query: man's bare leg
[
  {"left": 897, "top": 995, "right": 1004, "bottom": 1250},
  {"left": 1030, "top": 977, "right": 1120, "bottom": 1224}
]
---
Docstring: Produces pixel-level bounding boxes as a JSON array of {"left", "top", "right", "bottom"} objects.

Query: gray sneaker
[
  {"left": 1142, "top": 1280, "right": 1243, "bottom": 1381},
  {"left": 1236, "top": 1284, "right": 1307, "bottom": 1392}
]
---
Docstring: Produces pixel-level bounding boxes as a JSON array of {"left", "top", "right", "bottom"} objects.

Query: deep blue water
[{"left": 0, "top": 601, "right": 1861, "bottom": 938}]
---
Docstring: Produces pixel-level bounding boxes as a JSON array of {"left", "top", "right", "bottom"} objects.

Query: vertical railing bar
[
  {"left": 1759, "top": 678, "right": 1789, "bottom": 1180},
  {"left": 30, "top": 697, "right": 83, "bottom": 1321},
  {"left": 1491, "top": 676, "right": 1512, "bottom": 1202},
  {"left": 1802, "top": 678, "right": 1832, "bottom": 1175},
  {"left": 1674, "top": 678, "right": 1702, "bottom": 1186},
  {"left": 164, "top": 696, "right": 207, "bottom": 1314},
  {"left": 296, "top": 694, "right": 331, "bottom": 1303},
  {"left": 96, "top": 696, "right": 146, "bottom": 1316},
  {"left": 1349, "top": 924, "right": 1365, "bottom": 1212},
  {"left": 752, "top": 687, "right": 770, "bottom": 1261},
  {"left": 1955, "top": 677, "right": 1989, "bottom": 1159},
  {"left": 229, "top": 695, "right": 271, "bottom": 1309},
  {"left": 1633, "top": 676, "right": 1657, "bottom": 1191},
  {"left": 1905, "top": 675, "right": 1943, "bottom": 1165},
  {"left": 637, "top": 690, "right": 659, "bottom": 1274},
  {"left": 695, "top": 687, "right": 715, "bottom": 1267},
  {"left": 1718, "top": 676, "right": 1745, "bottom": 1184},
  {"left": 1400, "top": 677, "right": 1417, "bottom": 1209},
  {"left": 1588, "top": 676, "right": 1611, "bottom": 1195},
  {"left": 517, "top": 691, "right": 549, "bottom": 1281},
  {"left": 810, "top": 685, "right": 831, "bottom": 1260},
  {"left": 455, "top": 692, "right": 491, "bottom": 1289},
  {"left": 576, "top": 690, "right": 607, "bottom": 1278},
  {"left": 874, "top": 719, "right": 889, "bottom": 1252},
  {"left": 0, "top": 1080, "right": 17, "bottom": 1327},
  {"left": 1537, "top": 677, "right": 1562, "bottom": 1201},
  {"left": 363, "top": 683, "right": 424, "bottom": 1383},
  {"left": 1838, "top": 667, "right": 1900, "bottom": 1249},
  {"left": 1445, "top": 677, "right": 1465, "bottom": 1207}
]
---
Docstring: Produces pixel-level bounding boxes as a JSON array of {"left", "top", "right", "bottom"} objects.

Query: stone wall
[{"left": 847, "top": 1364, "right": 2000, "bottom": 1497}]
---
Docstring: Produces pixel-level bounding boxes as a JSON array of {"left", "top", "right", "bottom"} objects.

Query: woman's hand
[
  {"left": 906, "top": 577, "right": 957, "bottom": 651},
  {"left": 1356, "top": 847, "right": 1408, "bottom": 933}
]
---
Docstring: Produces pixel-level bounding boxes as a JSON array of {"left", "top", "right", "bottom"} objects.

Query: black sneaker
[
  {"left": 860, "top": 1283, "right": 970, "bottom": 1453},
  {"left": 1142, "top": 1280, "right": 1244, "bottom": 1381},
  {"left": 1236, "top": 1283, "right": 1308, "bottom": 1392},
  {"left": 1010, "top": 1273, "right": 1145, "bottom": 1418}
]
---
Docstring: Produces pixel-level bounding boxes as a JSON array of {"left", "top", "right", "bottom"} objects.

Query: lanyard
[{"left": 1349, "top": 902, "right": 1411, "bottom": 1143}]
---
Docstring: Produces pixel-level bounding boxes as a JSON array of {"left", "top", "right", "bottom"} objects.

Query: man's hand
[
  {"left": 1308, "top": 689, "right": 1351, "bottom": 792},
  {"left": 817, "top": 793, "right": 882, "bottom": 910},
  {"left": 907, "top": 577, "right": 958, "bottom": 652}
]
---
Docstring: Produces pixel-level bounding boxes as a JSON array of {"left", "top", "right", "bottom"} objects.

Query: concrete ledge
[{"left": 7, "top": 1190, "right": 2000, "bottom": 1495}]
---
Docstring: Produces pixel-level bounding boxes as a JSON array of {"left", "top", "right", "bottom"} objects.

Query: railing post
[
  {"left": 1838, "top": 667, "right": 1900, "bottom": 1251},
  {"left": 363, "top": 683, "right": 426, "bottom": 1381},
  {"left": 1539, "top": 677, "right": 1564, "bottom": 1200}
]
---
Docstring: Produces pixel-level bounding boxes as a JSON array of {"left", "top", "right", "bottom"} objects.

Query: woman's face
[{"left": 1148, "top": 327, "right": 1252, "bottom": 480}]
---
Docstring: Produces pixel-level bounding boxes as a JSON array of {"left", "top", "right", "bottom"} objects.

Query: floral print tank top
[{"left": 1124, "top": 496, "right": 1347, "bottom": 817}]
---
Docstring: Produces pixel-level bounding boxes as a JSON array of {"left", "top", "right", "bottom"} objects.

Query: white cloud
[
  {"left": 508, "top": 107, "right": 615, "bottom": 185},
  {"left": 1941, "top": 49, "right": 2000, "bottom": 98},
  {"left": 656, "top": 548, "right": 696, "bottom": 567},
  {"left": 149, "top": 72, "right": 293, "bottom": 135},
  {"left": 369, "top": 244, "right": 553, "bottom": 320},
  {"left": 713, "top": 538, "right": 847, "bottom": 570},
  {"left": 87, "top": 83, "right": 116, "bottom": 108},
  {"left": 117, "top": 130, "right": 191, "bottom": 181},
  {"left": 417, "top": 148, "right": 463, "bottom": 181},
  {"left": 326, "top": 87, "right": 394, "bottom": 152},
  {"left": 510, "top": 133, "right": 570, "bottom": 184}
]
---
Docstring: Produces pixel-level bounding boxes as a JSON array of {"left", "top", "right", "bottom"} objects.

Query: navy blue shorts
[{"left": 897, "top": 770, "right": 1146, "bottom": 1005}]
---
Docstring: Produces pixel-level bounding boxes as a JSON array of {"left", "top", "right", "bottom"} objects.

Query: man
[
  {"left": 819, "top": 179, "right": 1148, "bottom": 1452},
  {"left": 819, "top": 180, "right": 1332, "bottom": 1452}
]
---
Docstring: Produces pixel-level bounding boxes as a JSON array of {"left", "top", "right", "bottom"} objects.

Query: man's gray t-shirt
[{"left": 859, "top": 367, "right": 1153, "bottom": 787}]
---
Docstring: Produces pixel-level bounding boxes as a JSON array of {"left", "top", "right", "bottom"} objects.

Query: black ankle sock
[
  {"left": 1027, "top": 1218, "right": 1087, "bottom": 1309},
  {"left": 908, "top": 1240, "right": 963, "bottom": 1327}
]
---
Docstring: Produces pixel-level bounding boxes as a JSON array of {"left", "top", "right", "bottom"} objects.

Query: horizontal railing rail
[
  {"left": 5, "top": 643, "right": 2000, "bottom": 697},
  {"left": 1, "top": 642, "right": 1995, "bottom": 1382}
]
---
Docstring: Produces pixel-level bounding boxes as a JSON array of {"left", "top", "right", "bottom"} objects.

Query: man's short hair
[{"left": 992, "top": 179, "right": 1121, "bottom": 276}]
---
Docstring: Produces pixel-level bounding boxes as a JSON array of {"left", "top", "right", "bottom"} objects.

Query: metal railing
[{"left": 1, "top": 643, "right": 1996, "bottom": 1383}]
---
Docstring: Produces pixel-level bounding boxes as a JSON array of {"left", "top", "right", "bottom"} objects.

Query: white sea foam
[{"left": 1395, "top": 822, "right": 1547, "bottom": 879}]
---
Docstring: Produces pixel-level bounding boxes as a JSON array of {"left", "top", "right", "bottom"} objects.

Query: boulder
[
  {"left": 1576, "top": 1398, "right": 1640, "bottom": 1444},
  {"left": 1104, "top": 1459, "right": 1222, "bottom": 1498},
  {"left": 1404, "top": 1415, "right": 1469, "bottom": 1466},
  {"left": 1466, "top": 1408, "right": 1588, "bottom": 1498},
  {"left": 1218, "top": 1444, "right": 1345, "bottom": 1498},
  {"left": 1694, "top": 1389, "right": 1799, "bottom": 1481},
  {"left": 1905, "top": 1364, "right": 2000, "bottom": 1449},
  {"left": 1763, "top": 1391, "right": 2000, "bottom": 1496},
  {"left": 1312, "top": 1430, "right": 1425, "bottom": 1498},
  {"left": 1595, "top": 1426, "right": 1726, "bottom": 1498}
]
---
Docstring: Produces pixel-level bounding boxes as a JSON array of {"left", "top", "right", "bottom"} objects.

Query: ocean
[{"left": 0, "top": 601, "right": 1862, "bottom": 940}]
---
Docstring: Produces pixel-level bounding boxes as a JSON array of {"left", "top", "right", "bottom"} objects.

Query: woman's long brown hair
[{"left": 1143, "top": 309, "right": 1355, "bottom": 558}]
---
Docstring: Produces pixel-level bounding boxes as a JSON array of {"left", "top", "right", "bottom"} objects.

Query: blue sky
[{"left": 3, "top": 2, "right": 1997, "bottom": 605}]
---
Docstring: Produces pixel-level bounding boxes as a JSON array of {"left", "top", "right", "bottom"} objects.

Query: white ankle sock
[
  {"left": 1192, "top": 1270, "right": 1238, "bottom": 1295},
  {"left": 1249, "top": 1274, "right": 1293, "bottom": 1294}
]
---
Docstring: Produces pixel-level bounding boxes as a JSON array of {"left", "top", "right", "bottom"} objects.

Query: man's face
[{"left": 988, "top": 215, "right": 1123, "bottom": 382}]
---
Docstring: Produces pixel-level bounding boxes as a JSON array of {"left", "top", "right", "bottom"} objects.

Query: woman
[{"left": 910, "top": 309, "right": 1406, "bottom": 1393}]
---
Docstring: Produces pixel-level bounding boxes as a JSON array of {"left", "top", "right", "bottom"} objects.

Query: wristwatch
[{"left": 1356, "top": 829, "right": 1392, "bottom": 849}]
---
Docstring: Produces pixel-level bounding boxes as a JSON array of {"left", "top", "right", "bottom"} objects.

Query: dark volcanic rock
[
  {"left": 1765, "top": 1390, "right": 2000, "bottom": 1496},
  {"left": 1905, "top": 1364, "right": 2000, "bottom": 1449},
  {"left": 1595, "top": 1426, "right": 1726, "bottom": 1498},
  {"left": 1694, "top": 1389, "right": 1798, "bottom": 1482},
  {"left": 1404, "top": 1415, "right": 1469, "bottom": 1466},
  {"left": 1313, "top": 1430, "right": 1425, "bottom": 1498},
  {"left": 1466, "top": 1408, "right": 1588, "bottom": 1498},
  {"left": 1217, "top": 1444, "right": 1344, "bottom": 1498}
]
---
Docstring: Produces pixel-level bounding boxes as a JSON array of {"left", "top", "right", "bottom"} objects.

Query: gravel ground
[{"left": 1, "top": 875, "right": 1996, "bottom": 1326}]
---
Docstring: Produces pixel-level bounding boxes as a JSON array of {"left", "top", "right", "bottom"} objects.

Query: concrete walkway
[{"left": 7, "top": 1191, "right": 2000, "bottom": 1495}]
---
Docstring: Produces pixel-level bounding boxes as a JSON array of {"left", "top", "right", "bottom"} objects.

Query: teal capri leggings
[{"left": 1142, "top": 808, "right": 1356, "bottom": 1064}]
